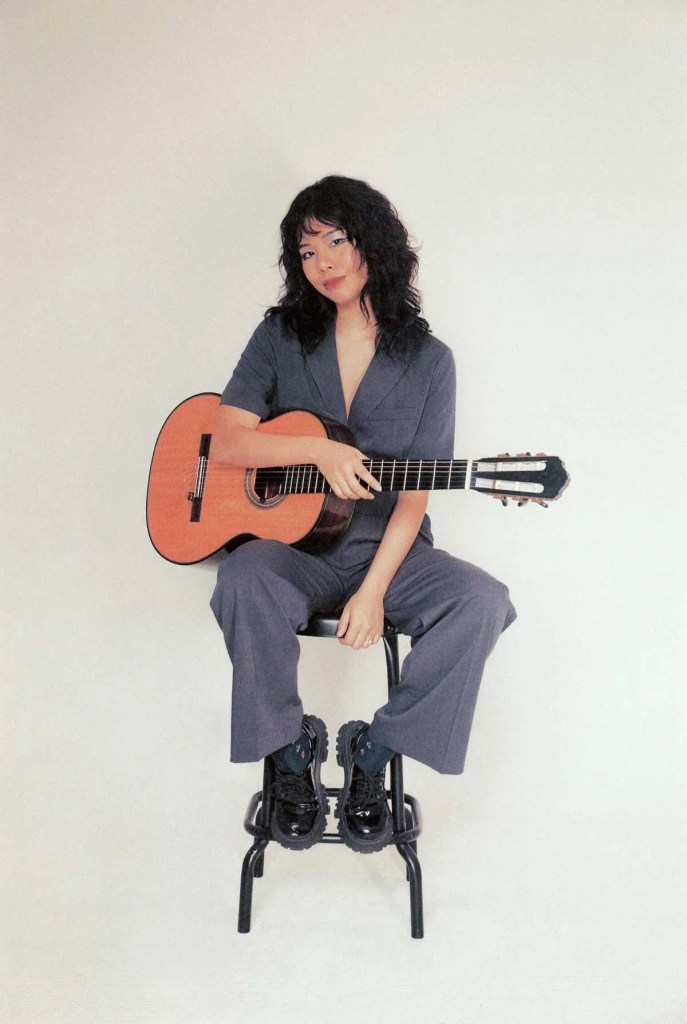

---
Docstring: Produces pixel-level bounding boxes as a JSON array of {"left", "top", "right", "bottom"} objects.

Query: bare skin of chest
[{"left": 336, "top": 326, "right": 377, "bottom": 418}]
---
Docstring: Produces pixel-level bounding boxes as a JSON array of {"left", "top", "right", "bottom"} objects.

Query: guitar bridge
[{"left": 188, "top": 434, "right": 211, "bottom": 522}]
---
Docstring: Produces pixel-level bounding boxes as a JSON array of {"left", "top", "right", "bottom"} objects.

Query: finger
[
  {"left": 333, "top": 478, "right": 368, "bottom": 501},
  {"left": 350, "top": 618, "right": 370, "bottom": 651},
  {"left": 342, "top": 629, "right": 363, "bottom": 649},
  {"left": 354, "top": 451, "right": 383, "bottom": 492},
  {"left": 352, "top": 630, "right": 370, "bottom": 651},
  {"left": 336, "top": 609, "right": 350, "bottom": 639},
  {"left": 344, "top": 470, "right": 375, "bottom": 500}
]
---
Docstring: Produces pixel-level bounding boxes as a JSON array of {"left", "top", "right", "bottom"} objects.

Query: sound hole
[{"left": 245, "top": 469, "right": 285, "bottom": 508}]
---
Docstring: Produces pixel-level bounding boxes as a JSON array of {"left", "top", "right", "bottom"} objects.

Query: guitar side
[{"left": 146, "top": 395, "right": 355, "bottom": 564}]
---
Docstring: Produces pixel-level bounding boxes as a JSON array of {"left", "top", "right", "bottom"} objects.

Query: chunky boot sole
[
  {"left": 271, "top": 714, "right": 330, "bottom": 851},
  {"left": 335, "top": 720, "right": 393, "bottom": 854}
]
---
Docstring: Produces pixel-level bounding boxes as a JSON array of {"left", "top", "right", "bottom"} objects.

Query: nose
[{"left": 318, "top": 250, "right": 333, "bottom": 272}]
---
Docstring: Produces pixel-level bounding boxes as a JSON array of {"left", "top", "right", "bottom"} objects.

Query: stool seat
[
  {"left": 298, "top": 613, "right": 399, "bottom": 639},
  {"left": 238, "top": 611, "right": 424, "bottom": 938}
]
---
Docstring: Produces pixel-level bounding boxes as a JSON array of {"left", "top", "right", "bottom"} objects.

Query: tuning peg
[
  {"left": 501, "top": 497, "right": 508, "bottom": 507},
  {"left": 517, "top": 499, "right": 528, "bottom": 507},
  {"left": 537, "top": 500, "right": 549, "bottom": 509}
]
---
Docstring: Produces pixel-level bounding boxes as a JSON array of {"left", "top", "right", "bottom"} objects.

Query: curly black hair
[{"left": 266, "top": 175, "right": 430, "bottom": 359}]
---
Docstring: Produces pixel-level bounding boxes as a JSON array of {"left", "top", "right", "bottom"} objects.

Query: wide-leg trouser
[{"left": 210, "top": 538, "right": 516, "bottom": 775}]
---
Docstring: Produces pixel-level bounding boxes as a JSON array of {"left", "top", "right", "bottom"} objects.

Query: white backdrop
[{"left": 3, "top": 2, "right": 686, "bottom": 1023}]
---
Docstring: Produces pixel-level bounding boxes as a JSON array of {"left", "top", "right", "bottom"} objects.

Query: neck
[{"left": 334, "top": 298, "right": 376, "bottom": 337}]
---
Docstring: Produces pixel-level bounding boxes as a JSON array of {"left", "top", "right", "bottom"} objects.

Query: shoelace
[
  {"left": 273, "top": 770, "right": 318, "bottom": 808},
  {"left": 349, "top": 769, "right": 386, "bottom": 812}
]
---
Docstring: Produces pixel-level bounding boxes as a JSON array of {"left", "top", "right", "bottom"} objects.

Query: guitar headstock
[{"left": 471, "top": 453, "right": 569, "bottom": 505}]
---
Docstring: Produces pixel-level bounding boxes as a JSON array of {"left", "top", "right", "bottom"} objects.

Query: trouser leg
[
  {"left": 210, "top": 539, "right": 344, "bottom": 763},
  {"left": 363, "top": 544, "right": 517, "bottom": 775}
]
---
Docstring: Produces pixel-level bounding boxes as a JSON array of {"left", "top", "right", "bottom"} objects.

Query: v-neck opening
[{"left": 334, "top": 323, "right": 378, "bottom": 422}]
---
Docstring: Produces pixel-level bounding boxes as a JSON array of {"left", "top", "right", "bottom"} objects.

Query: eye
[
  {"left": 300, "top": 249, "right": 314, "bottom": 261},
  {"left": 331, "top": 235, "right": 348, "bottom": 247}
]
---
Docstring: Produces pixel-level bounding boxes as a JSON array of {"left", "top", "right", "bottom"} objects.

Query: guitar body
[{"left": 146, "top": 394, "right": 355, "bottom": 564}]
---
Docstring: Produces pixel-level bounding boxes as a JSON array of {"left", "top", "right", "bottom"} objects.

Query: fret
[
  {"left": 418, "top": 460, "right": 432, "bottom": 489},
  {"left": 431, "top": 460, "right": 437, "bottom": 490}
]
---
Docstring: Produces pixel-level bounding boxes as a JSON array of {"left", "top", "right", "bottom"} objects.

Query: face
[{"left": 298, "top": 218, "right": 369, "bottom": 310}]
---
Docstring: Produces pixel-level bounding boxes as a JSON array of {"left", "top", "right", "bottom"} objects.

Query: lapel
[
  {"left": 303, "top": 320, "right": 347, "bottom": 424},
  {"left": 304, "top": 319, "right": 412, "bottom": 427},
  {"left": 348, "top": 346, "right": 411, "bottom": 427}
]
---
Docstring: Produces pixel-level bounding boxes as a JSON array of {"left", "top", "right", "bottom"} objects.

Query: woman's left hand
[{"left": 337, "top": 587, "right": 385, "bottom": 651}]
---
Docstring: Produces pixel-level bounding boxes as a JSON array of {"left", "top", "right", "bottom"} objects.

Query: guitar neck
[{"left": 256, "top": 459, "right": 472, "bottom": 495}]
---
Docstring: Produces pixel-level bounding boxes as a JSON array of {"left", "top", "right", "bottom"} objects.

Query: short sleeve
[
  {"left": 406, "top": 346, "right": 456, "bottom": 461},
  {"left": 220, "top": 320, "right": 278, "bottom": 420}
]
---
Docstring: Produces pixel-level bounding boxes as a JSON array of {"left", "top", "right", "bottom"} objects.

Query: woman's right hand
[{"left": 313, "top": 439, "right": 382, "bottom": 500}]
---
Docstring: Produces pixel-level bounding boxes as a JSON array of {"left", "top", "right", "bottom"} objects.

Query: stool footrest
[{"left": 243, "top": 789, "right": 422, "bottom": 845}]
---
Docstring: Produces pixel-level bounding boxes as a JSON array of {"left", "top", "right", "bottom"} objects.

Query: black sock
[
  {"left": 354, "top": 728, "right": 393, "bottom": 775},
  {"left": 272, "top": 729, "right": 313, "bottom": 774}
]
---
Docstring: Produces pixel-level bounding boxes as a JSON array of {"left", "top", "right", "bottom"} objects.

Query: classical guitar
[{"left": 147, "top": 393, "right": 569, "bottom": 565}]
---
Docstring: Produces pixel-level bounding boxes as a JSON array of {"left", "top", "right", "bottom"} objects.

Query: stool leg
[
  {"left": 405, "top": 806, "right": 419, "bottom": 860},
  {"left": 254, "top": 759, "right": 275, "bottom": 878},
  {"left": 389, "top": 752, "right": 406, "bottom": 834},
  {"left": 238, "top": 838, "right": 270, "bottom": 933},
  {"left": 383, "top": 633, "right": 424, "bottom": 938},
  {"left": 391, "top": 752, "right": 424, "bottom": 936},
  {"left": 238, "top": 759, "right": 275, "bottom": 933},
  {"left": 396, "top": 842, "right": 424, "bottom": 939}
]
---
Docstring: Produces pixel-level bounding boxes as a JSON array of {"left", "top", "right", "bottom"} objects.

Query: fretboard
[{"left": 254, "top": 459, "right": 472, "bottom": 495}]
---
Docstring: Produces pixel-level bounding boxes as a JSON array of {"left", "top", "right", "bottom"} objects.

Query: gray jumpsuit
[{"left": 210, "top": 315, "right": 516, "bottom": 774}]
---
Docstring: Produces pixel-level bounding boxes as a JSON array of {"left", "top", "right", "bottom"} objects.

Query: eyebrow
[{"left": 298, "top": 227, "right": 343, "bottom": 249}]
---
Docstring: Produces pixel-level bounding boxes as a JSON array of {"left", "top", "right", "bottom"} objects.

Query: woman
[{"left": 210, "top": 175, "right": 516, "bottom": 853}]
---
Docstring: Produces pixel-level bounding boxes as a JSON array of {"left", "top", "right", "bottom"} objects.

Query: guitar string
[
  {"left": 189, "top": 458, "right": 544, "bottom": 494},
  {"left": 179, "top": 462, "right": 543, "bottom": 500}
]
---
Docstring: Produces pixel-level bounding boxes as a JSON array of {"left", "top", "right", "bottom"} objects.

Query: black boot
[
  {"left": 270, "top": 715, "right": 329, "bottom": 851},
  {"left": 335, "top": 720, "right": 393, "bottom": 854}
]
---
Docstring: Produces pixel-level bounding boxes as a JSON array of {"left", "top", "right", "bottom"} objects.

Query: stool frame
[{"left": 237, "top": 616, "right": 424, "bottom": 938}]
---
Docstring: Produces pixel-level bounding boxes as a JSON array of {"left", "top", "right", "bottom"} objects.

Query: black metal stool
[{"left": 238, "top": 613, "right": 424, "bottom": 938}]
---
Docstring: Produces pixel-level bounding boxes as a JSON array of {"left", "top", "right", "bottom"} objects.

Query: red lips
[{"left": 324, "top": 276, "right": 346, "bottom": 289}]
